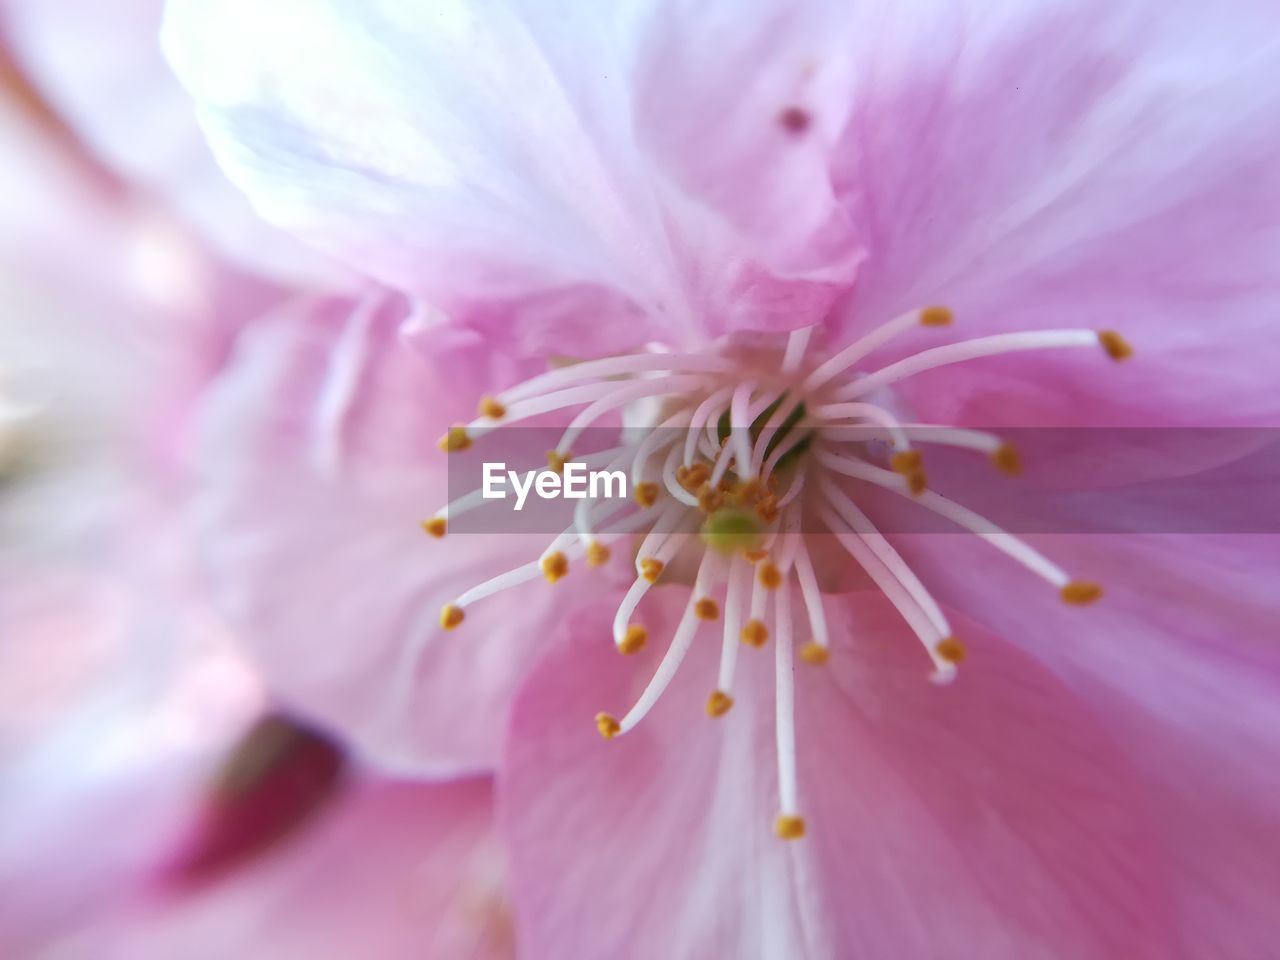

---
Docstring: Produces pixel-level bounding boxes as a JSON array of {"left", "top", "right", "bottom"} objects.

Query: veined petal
[
  {"left": 897, "top": 532, "right": 1280, "bottom": 959},
  {"left": 499, "top": 591, "right": 1171, "bottom": 959},
  {"left": 161, "top": 0, "right": 862, "bottom": 350},
  {"left": 828, "top": 0, "right": 1280, "bottom": 425},
  {"left": 191, "top": 292, "right": 580, "bottom": 774}
]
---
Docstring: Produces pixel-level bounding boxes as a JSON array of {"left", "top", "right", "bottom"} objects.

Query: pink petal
[
  {"left": 101, "top": 778, "right": 511, "bottom": 960},
  {"left": 160, "top": 0, "right": 863, "bottom": 349},
  {"left": 500, "top": 589, "right": 1171, "bottom": 958},
  {"left": 1, "top": 0, "right": 351, "bottom": 289},
  {"left": 191, "top": 292, "right": 604, "bottom": 773},
  {"left": 894, "top": 532, "right": 1280, "bottom": 957},
  {"left": 828, "top": 1, "right": 1280, "bottom": 425}
]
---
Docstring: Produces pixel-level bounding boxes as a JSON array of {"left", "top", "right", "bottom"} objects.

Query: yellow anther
[
  {"left": 546, "top": 450, "right": 572, "bottom": 474},
  {"left": 540, "top": 551, "right": 569, "bottom": 584},
  {"left": 919, "top": 305, "right": 953, "bottom": 327},
  {"left": 679, "top": 462, "right": 711, "bottom": 491},
  {"left": 595, "top": 713, "right": 621, "bottom": 740},
  {"left": 890, "top": 449, "right": 923, "bottom": 474},
  {"left": 990, "top": 442, "right": 1022, "bottom": 476},
  {"left": 743, "top": 549, "right": 769, "bottom": 563},
  {"left": 439, "top": 604, "right": 465, "bottom": 630},
  {"left": 906, "top": 469, "right": 928, "bottom": 496},
  {"left": 758, "top": 562, "right": 783, "bottom": 590},
  {"left": 935, "top": 636, "right": 967, "bottom": 663},
  {"left": 799, "top": 641, "right": 829, "bottom": 665},
  {"left": 437, "top": 425, "right": 472, "bottom": 453},
  {"left": 1061, "top": 580, "right": 1103, "bottom": 605},
  {"left": 634, "top": 482, "right": 659, "bottom": 508},
  {"left": 694, "top": 598, "right": 720, "bottom": 621},
  {"left": 741, "top": 619, "right": 769, "bottom": 648},
  {"left": 639, "top": 558, "right": 665, "bottom": 583},
  {"left": 698, "top": 483, "right": 725, "bottom": 514},
  {"left": 619, "top": 624, "right": 647, "bottom": 655},
  {"left": 1097, "top": 330, "right": 1134, "bottom": 361},
  {"left": 705, "top": 690, "right": 734, "bottom": 717},
  {"left": 755, "top": 494, "right": 780, "bottom": 524},
  {"left": 477, "top": 395, "right": 506, "bottom": 419},
  {"left": 421, "top": 517, "right": 447, "bottom": 538},
  {"left": 775, "top": 815, "right": 807, "bottom": 840},
  {"left": 728, "top": 478, "right": 761, "bottom": 507},
  {"left": 586, "top": 541, "right": 611, "bottom": 568}
]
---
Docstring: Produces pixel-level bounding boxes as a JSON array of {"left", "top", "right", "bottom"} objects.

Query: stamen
[
  {"left": 634, "top": 482, "right": 660, "bottom": 507},
  {"left": 595, "top": 713, "right": 621, "bottom": 740},
  {"left": 500, "top": 353, "right": 736, "bottom": 405},
  {"left": 439, "top": 604, "right": 465, "bottom": 630},
  {"left": 781, "top": 327, "right": 814, "bottom": 373},
  {"left": 586, "top": 542, "right": 611, "bottom": 568},
  {"left": 819, "top": 484, "right": 951, "bottom": 637},
  {"left": 799, "top": 642, "right": 829, "bottom": 665},
  {"left": 775, "top": 815, "right": 807, "bottom": 840},
  {"left": 616, "top": 554, "right": 718, "bottom": 734},
  {"left": 741, "top": 620, "right": 769, "bottom": 648},
  {"left": 813, "top": 401, "right": 912, "bottom": 452},
  {"left": 684, "top": 386, "right": 735, "bottom": 466},
  {"left": 729, "top": 381, "right": 758, "bottom": 480},
  {"left": 991, "top": 442, "right": 1022, "bottom": 475},
  {"left": 662, "top": 444, "right": 702, "bottom": 508},
  {"left": 773, "top": 578, "right": 802, "bottom": 834},
  {"left": 421, "top": 517, "right": 447, "bottom": 538},
  {"left": 804, "top": 306, "right": 948, "bottom": 392},
  {"left": 818, "top": 506, "right": 956, "bottom": 681},
  {"left": 540, "top": 551, "right": 569, "bottom": 584},
  {"left": 555, "top": 378, "right": 704, "bottom": 456},
  {"left": 919, "top": 306, "right": 954, "bottom": 327},
  {"left": 431, "top": 487, "right": 492, "bottom": 525},
  {"left": 618, "top": 624, "right": 647, "bottom": 655},
  {"left": 629, "top": 409, "right": 691, "bottom": 487},
  {"left": 751, "top": 394, "right": 805, "bottom": 476},
  {"left": 438, "top": 425, "right": 472, "bottom": 452},
  {"left": 890, "top": 449, "right": 923, "bottom": 474},
  {"left": 817, "top": 451, "right": 1073, "bottom": 589},
  {"left": 775, "top": 463, "right": 808, "bottom": 509},
  {"left": 832, "top": 329, "right": 1108, "bottom": 401},
  {"left": 471, "top": 375, "right": 707, "bottom": 439},
  {"left": 935, "top": 637, "right": 966, "bottom": 663},
  {"left": 613, "top": 521, "right": 693, "bottom": 644},
  {"left": 1097, "top": 330, "right": 1133, "bottom": 361},
  {"left": 706, "top": 690, "right": 735, "bottom": 717},
  {"left": 758, "top": 561, "right": 783, "bottom": 590},
  {"left": 716, "top": 555, "right": 750, "bottom": 693},
  {"left": 477, "top": 395, "right": 506, "bottom": 419},
  {"left": 695, "top": 598, "right": 720, "bottom": 621},
  {"left": 1061, "top": 581, "right": 1103, "bottom": 605},
  {"left": 792, "top": 545, "right": 828, "bottom": 657}
]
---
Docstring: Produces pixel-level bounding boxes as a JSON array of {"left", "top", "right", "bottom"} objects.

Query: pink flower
[{"left": 162, "top": 1, "right": 1280, "bottom": 956}]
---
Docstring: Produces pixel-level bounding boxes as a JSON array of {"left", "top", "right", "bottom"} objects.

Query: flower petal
[
  {"left": 191, "top": 291, "right": 603, "bottom": 774},
  {"left": 499, "top": 589, "right": 1171, "bottom": 958},
  {"left": 1, "top": 0, "right": 351, "bottom": 289},
  {"left": 895, "top": 531, "right": 1280, "bottom": 958},
  {"left": 828, "top": 0, "right": 1280, "bottom": 425},
  {"left": 104, "top": 778, "right": 511, "bottom": 959},
  {"left": 161, "top": 0, "right": 863, "bottom": 349}
]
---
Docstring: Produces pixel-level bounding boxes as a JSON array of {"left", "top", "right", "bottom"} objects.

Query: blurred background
[{"left": 0, "top": 3, "right": 508, "bottom": 956}]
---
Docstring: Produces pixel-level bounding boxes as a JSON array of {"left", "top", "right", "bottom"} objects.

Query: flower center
[{"left": 426, "top": 307, "right": 1131, "bottom": 840}]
